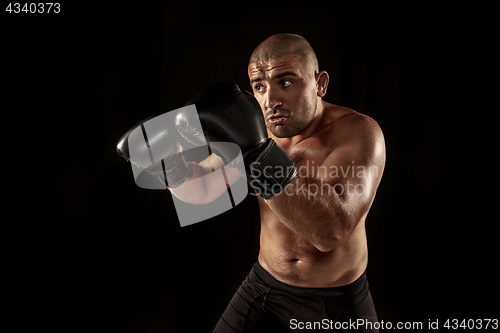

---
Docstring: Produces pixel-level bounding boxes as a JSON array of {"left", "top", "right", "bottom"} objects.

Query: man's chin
[{"left": 269, "top": 125, "right": 299, "bottom": 138}]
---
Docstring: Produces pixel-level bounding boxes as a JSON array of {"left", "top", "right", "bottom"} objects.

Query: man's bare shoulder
[
  {"left": 322, "top": 103, "right": 385, "bottom": 166},
  {"left": 324, "top": 103, "right": 384, "bottom": 144}
]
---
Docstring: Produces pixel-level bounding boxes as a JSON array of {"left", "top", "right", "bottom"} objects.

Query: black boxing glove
[
  {"left": 177, "top": 81, "right": 297, "bottom": 199},
  {"left": 116, "top": 113, "right": 193, "bottom": 189}
]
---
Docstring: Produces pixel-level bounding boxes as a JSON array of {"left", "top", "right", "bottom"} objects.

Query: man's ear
[{"left": 316, "top": 71, "right": 329, "bottom": 98}]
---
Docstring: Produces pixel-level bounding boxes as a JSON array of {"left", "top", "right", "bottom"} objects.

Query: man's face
[{"left": 248, "top": 54, "right": 318, "bottom": 138}]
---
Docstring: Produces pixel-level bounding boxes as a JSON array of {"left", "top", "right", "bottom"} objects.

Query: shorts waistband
[{"left": 252, "top": 261, "right": 367, "bottom": 298}]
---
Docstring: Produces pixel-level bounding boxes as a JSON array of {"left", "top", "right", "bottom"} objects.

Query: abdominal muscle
[{"left": 257, "top": 199, "right": 369, "bottom": 288}]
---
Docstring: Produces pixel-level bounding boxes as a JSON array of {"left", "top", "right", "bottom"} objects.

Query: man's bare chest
[{"left": 285, "top": 138, "right": 332, "bottom": 178}]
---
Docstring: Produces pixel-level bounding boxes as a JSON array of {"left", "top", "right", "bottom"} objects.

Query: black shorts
[{"left": 213, "top": 262, "right": 379, "bottom": 332}]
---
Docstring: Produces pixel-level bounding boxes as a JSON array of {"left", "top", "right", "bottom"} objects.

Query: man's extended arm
[{"left": 169, "top": 153, "right": 242, "bottom": 204}]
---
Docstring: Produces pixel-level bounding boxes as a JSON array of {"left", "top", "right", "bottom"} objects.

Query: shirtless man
[
  {"left": 198, "top": 34, "right": 384, "bottom": 332},
  {"left": 118, "top": 33, "right": 386, "bottom": 332}
]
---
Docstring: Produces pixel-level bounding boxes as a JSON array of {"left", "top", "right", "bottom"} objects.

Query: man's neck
[{"left": 274, "top": 98, "right": 325, "bottom": 149}]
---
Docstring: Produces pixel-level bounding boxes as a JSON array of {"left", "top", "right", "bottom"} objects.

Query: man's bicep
[{"left": 316, "top": 116, "right": 385, "bottom": 200}]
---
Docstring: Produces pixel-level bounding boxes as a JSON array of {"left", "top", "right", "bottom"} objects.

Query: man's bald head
[{"left": 249, "top": 33, "right": 319, "bottom": 76}]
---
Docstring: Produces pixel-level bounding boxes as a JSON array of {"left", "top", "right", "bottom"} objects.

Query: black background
[{"left": 1, "top": 2, "right": 498, "bottom": 332}]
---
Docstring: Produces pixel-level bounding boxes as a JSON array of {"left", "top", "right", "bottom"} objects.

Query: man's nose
[{"left": 264, "top": 87, "right": 282, "bottom": 110}]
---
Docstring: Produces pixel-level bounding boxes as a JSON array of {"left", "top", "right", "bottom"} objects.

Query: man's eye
[
  {"left": 281, "top": 80, "right": 292, "bottom": 88},
  {"left": 255, "top": 84, "right": 264, "bottom": 92}
]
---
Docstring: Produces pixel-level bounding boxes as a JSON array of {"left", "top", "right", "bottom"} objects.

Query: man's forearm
[
  {"left": 170, "top": 154, "right": 242, "bottom": 204},
  {"left": 265, "top": 174, "right": 356, "bottom": 252}
]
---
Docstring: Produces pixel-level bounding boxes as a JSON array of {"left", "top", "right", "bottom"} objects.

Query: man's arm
[
  {"left": 264, "top": 114, "right": 386, "bottom": 252},
  {"left": 169, "top": 153, "right": 243, "bottom": 204}
]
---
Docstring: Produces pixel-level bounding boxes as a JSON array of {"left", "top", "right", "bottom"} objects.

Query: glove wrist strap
[{"left": 247, "top": 139, "right": 298, "bottom": 199}]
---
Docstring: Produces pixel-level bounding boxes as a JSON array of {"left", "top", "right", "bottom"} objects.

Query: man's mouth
[{"left": 268, "top": 114, "right": 288, "bottom": 125}]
